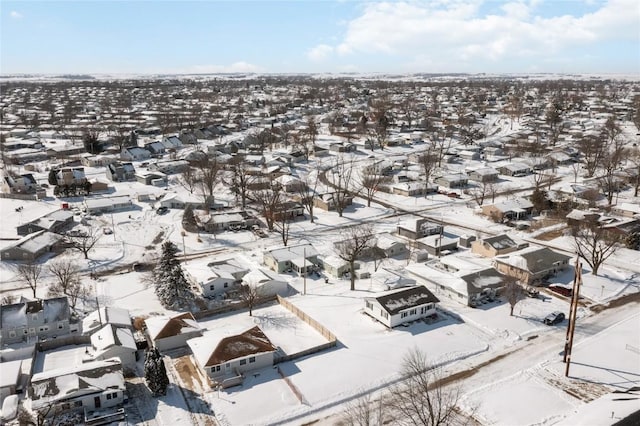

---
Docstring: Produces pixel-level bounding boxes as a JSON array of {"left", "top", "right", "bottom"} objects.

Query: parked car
[
  {"left": 543, "top": 311, "right": 565, "bottom": 325},
  {"left": 156, "top": 206, "right": 169, "bottom": 215}
]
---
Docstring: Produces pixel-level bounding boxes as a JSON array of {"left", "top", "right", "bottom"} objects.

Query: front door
[{"left": 94, "top": 396, "right": 101, "bottom": 408}]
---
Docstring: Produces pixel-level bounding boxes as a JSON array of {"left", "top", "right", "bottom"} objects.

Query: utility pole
[
  {"left": 303, "top": 248, "right": 307, "bottom": 295},
  {"left": 564, "top": 258, "right": 582, "bottom": 376}
]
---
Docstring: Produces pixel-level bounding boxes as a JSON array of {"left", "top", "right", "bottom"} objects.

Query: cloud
[
  {"left": 10, "top": 10, "right": 23, "bottom": 19},
  {"left": 307, "top": 44, "right": 334, "bottom": 62},
  {"left": 318, "top": 0, "right": 639, "bottom": 70}
]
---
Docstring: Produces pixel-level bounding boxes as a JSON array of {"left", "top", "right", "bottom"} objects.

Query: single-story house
[
  {"left": 29, "top": 358, "right": 126, "bottom": 414},
  {"left": 148, "top": 160, "right": 190, "bottom": 175},
  {"left": 480, "top": 197, "right": 533, "bottom": 222},
  {"left": 321, "top": 255, "right": 353, "bottom": 278},
  {"left": 121, "top": 147, "right": 151, "bottom": 161},
  {"left": 416, "top": 234, "right": 458, "bottom": 256},
  {"left": 612, "top": 203, "right": 640, "bottom": 218},
  {"left": 313, "top": 191, "right": 354, "bottom": 212},
  {"left": 397, "top": 216, "right": 443, "bottom": 240},
  {"left": 135, "top": 170, "right": 168, "bottom": 186},
  {"left": 187, "top": 326, "right": 277, "bottom": 387},
  {"left": 498, "top": 163, "right": 532, "bottom": 177},
  {"left": 184, "top": 258, "right": 249, "bottom": 298},
  {"left": 363, "top": 285, "right": 440, "bottom": 328},
  {"left": 1, "top": 174, "right": 38, "bottom": 194},
  {"left": 467, "top": 167, "right": 499, "bottom": 183},
  {"left": 392, "top": 182, "right": 437, "bottom": 197},
  {"left": 81, "top": 154, "right": 117, "bottom": 168},
  {"left": 263, "top": 243, "right": 320, "bottom": 274},
  {"left": 406, "top": 257, "right": 506, "bottom": 307},
  {"left": 145, "top": 312, "right": 204, "bottom": 352},
  {"left": 565, "top": 209, "right": 602, "bottom": 227},
  {"left": 16, "top": 209, "right": 75, "bottom": 236},
  {"left": 0, "top": 231, "right": 64, "bottom": 261},
  {"left": 375, "top": 233, "right": 407, "bottom": 257},
  {"left": 493, "top": 247, "right": 572, "bottom": 285},
  {"left": 434, "top": 173, "right": 468, "bottom": 189},
  {"left": 83, "top": 196, "right": 134, "bottom": 214},
  {"left": 471, "top": 234, "right": 527, "bottom": 258},
  {"left": 272, "top": 175, "right": 306, "bottom": 193},
  {"left": 242, "top": 268, "right": 289, "bottom": 297}
]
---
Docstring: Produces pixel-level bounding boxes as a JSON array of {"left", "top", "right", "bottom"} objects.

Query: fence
[
  {"left": 192, "top": 295, "right": 277, "bottom": 320},
  {"left": 276, "top": 295, "right": 336, "bottom": 342},
  {"left": 0, "top": 193, "right": 38, "bottom": 201}
]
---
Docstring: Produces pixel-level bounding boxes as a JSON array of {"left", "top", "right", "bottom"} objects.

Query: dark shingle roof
[{"left": 371, "top": 286, "right": 440, "bottom": 315}]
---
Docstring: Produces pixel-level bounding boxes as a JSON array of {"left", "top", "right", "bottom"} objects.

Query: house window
[
  {"left": 409, "top": 309, "right": 417, "bottom": 316},
  {"left": 366, "top": 302, "right": 373, "bottom": 310},
  {"left": 9, "top": 331, "right": 16, "bottom": 338},
  {"left": 39, "top": 326, "right": 48, "bottom": 332},
  {"left": 240, "top": 359, "right": 247, "bottom": 365},
  {"left": 32, "top": 314, "right": 38, "bottom": 321},
  {"left": 210, "top": 284, "right": 215, "bottom": 291},
  {"left": 74, "top": 401, "right": 82, "bottom": 407},
  {"left": 224, "top": 283, "right": 228, "bottom": 288},
  {"left": 23, "top": 329, "right": 29, "bottom": 335},
  {"left": 212, "top": 365, "right": 221, "bottom": 372},
  {"left": 249, "top": 356, "right": 255, "bottom": 363},
  {"left": 58, "top": 323, "right": 64, "bottom": 329},
  {"left": 107, "top": 393, "right": 113, "bottom": 400},
  {"left": 401, "top": 312, "right": 408, "bottom": 318},
  {"left": 62, "top": 403, "right": 71, "bottom": 410}
]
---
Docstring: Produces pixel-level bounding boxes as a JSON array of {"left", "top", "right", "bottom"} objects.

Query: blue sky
[{"left": 1, "top": 0, "right": 638, "bottom": 75}]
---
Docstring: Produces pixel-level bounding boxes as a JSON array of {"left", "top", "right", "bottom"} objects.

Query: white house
[
  {"left": 87, "top": 324, "right": 137, "bottom": 372},
  {"left": 363, "top": 286, "right": 440, "bottom": 328},
  {"left": 184, "top": 258, "right": 249, "bottom": 298},
  {"left": 83, "top": 196, "right": 134, "bottom": 214},
  {"left": 263, "top": 243, "right": 320, "bottom": 274},
  {"left": 81, "top": 306, "right": 132, "bottom": 336},
  {"left": 29, "top": 358, "right": 126, "bottom": 414},
  {"left": 145, "top": 312, "right": 204, "bottom": 352},
  {"left": 242, "top": 268, "right": 289, "bottom": 297},
  {"left": 187, "top": 326, "right": 277, "bottom": 387}
]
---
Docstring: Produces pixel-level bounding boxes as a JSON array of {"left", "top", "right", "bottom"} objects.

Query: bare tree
[
  {"left": 341, "top": 392, "right": 387, "bottom": 426},
  {"left": 252, "top": 187, "right": 284, "bottom": 231},
  {"left": 66, "top": 227, "right": 102, "bottom": 259},
  {"left": 358, "top": 162, "right": 391, "bottom": 207},
  {"left": 14, "top": 260, "right": 43, "bottom": 298},
  {"left": 47, "top": 260, "right": 87, "bottom": 311},
  {"left": 578, "top": 133, "right": 606, "bottom": 178},
  {"left": 469, "top": 181, "right": 489, "bottom": 206},
  {"left": 572, "top": 219, "right": 621, "bottom": 276},
  {"left": 330, "top": 156, "right": 357, "bottom": 217},
  {"left": 597, "top": 136, "right": 626, "bottom": 205},
  {"left": 297, "top": 165, "right": 321, "bottom": 223},
  {"left": 228, "top": 156, "right": 254, "bottom": 209},
  {"left": 273, "top": 207, "right": 292, "bottom": 246},
  {"left": 176, "top": 166, "right": 200, "bottom": 195},
  {"left": 335, "top": 224, "right": 376, "bottom": 291},
  {"left": 194, "top": 155, "right": 221, "bottom": 207},
  {"left": 386, "top": 347, "right": 463, "bottom": 426},
  {"left": 502, "top": 276, "right": 525, "bottom": 316},
  {"left": 418, "top": 146, "right": 438, "bottom": 195},
  {"left": 628, "top": 147, "right": 640, "bottom": 197},
  {"left": 240, "top": 282, "right": 260, "bottom": 316}
]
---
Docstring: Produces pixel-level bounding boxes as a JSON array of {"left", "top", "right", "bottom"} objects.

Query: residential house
[
  {"left": 135, "top": 170, "right": 168, "bottom": 186},
  {"left": 434, "top": 173, "right": 468, "bottom": 189},
  {"left": 272, "top": 201, "right": 305, "bottom": 222},
  {"left": 565, "top": 209, "right": 602, "bottom": 227},
  {"left": 143, "top": 141, "right": 166, "bottom": 156},
  {"left": 363, "top": 286, "right": 439, "bottom": 328},
  {"left": 612, "top": 203, "right": 640, "bottom": 218},
  {"left": 80, "top": 154, "right": 117, "bottom": 168},
  {"left": 458, "top": 150, "right": 481, "bottom": 161},
  {"left": 0, "top": 360, "right": 22, "bottom": 405},
  {"left": 53, "top": 168, "right": 87, "bottom": 187},
  {"left": 313, "top": 191, "right": 354, "bottom": 212},
  {"left": 471, "top": 234, "right": 527, "bottom": 258},
  {"left": 184, "top": 258, "right": 249, "bottom": 298},
  {"left": 83, "top": 196, "right": 133, "bottom": 215},
  {"left": 375, "top": 233, "right": 407, "bottom": 257},
  {"left": 29, "top": 358, "right": 126, "bottom": 414},
  {"left": 321, "top": 255, "right": 352, "bottom": 278},
  {"left": 263, "top": 243, "right": 320, "bottom": 274},
  {"left": 481, "top": 197, "right": 533, "bottom": 222},
  {"left": 493, "top": 247, "right": 572, "bottom": 285},
  {"left": 81, "top": 307, "right": 132, "bottom": 336},
  {"left": 397, "top": 216, "right": 443, "bottom": 240},
  {"left": 105, "top": 162, "right": 136, "bottom": 182},
  {"left": 371, "top": 268, "right": 417, "bottom": 290},
  {"left": 392, "top": 182, "right": 437, "bottom": 197},
  {"left": 86, "top": 324, "right": 137, "bottom": 372},
  {"left": 0, "top": 231, "right": 64, "bottom": 261},
  {"left": 120, "top": 147, "right": 151, "bottom": 161},
  {"left": 416, "top": 234, "right": 459, "bottom": 256},
  {"left": 406, "top": 257, "right": 506, "bottom": 306},
  {"left": 162, "top": 136, "right": 183, "bottom": 150},
  {"left": 148, "top": 160, "right": 190, "bottom": 175},
  {"left": 498, "top": 163, "right": 532, "bottom": 177},
  {"left": 145, "top": 312, "right": 204, "bottom": 352},
  {"left": 467, "top": 167, "right": 499, "bottom": 183},
  {"left": 1, "top": 174, "right": 39, "bottom": 194},
  {"left": 202, "top": 211, "right": 257, "bottom": 233},
  {"left": 187, "top": 326, "right": 277, "bottom": 387},
  {"left": 242, "top": 268, "right": 289, "bottom": 297},
  {"left": 0, "top": 297, "right": 71, "bottom": 345},
  {"left": 272, "top": 175, "right": 305, "bottom": 193},
  {"left": 16, "top": 210, "right": 74, "bottom": 236}
]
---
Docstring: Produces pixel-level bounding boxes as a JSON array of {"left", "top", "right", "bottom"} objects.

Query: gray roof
[
  {"left": 482, "top": 234, "right": 518, "bottom": 250},
  {"left": 369, "top": 286, "right": 440, "bottom": 315}
]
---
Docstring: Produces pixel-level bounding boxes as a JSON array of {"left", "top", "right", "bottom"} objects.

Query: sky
[{"left": 1, "top": 0, "right": 639, "bottom": 75}]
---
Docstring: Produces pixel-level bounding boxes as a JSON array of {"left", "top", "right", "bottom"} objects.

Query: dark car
[
  {"left": 543, "top": 311, "right": 565, "bottom": 325},
  {"left": 549, "top": 285, "right": 572, "bottom": 298},
  {"left": 156, "top": 206, "right": 169, "bottom": 215}
]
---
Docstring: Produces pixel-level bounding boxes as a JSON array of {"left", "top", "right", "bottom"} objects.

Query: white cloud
[
  {"left": 318, "top": 0, "right": 639, "bottom": 69},
  {"left": 307, "top": 44, "right": 334, "bottom": 62},
  {"left": 10, "top": 10, "right": 23, "bottom": 19}
]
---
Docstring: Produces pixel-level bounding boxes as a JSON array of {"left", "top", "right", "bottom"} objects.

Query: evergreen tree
[
  {"left": 153, "top": 241, "right": 195, "bottom": 309},
  {"left": 144, "top": 347, "right": 169, "bottom": 397},
  {"left": 182, "top": 204, "right": 198, "bottom": 232},
  {"left": 48, "top": 169, "right": 58, "bottom": 186}
]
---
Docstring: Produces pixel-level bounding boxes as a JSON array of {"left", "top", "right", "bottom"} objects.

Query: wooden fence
[{"left": 276, "top": 295, "right": 336, "bottom": 342}]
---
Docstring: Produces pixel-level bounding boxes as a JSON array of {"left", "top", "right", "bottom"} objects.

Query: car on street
[{"left": 543, "top": 311, "right": 565, "bottom": 325}]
